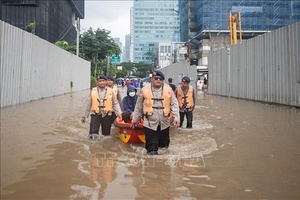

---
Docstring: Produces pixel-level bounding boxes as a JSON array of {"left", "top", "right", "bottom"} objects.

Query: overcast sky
[{"left": 80, "top": 1, "right": 133, "bottom": 44}]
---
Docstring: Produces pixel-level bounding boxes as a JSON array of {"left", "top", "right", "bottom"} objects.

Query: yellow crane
[{"left": 228, "top": 11, "right": 242, "bottom": 45}]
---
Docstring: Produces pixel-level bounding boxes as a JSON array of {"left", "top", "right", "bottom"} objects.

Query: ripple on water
[
  {"left": 112, "top": 122, "right": 218, "bottom": 168},
  {"left": 62, "top": 118, "right": 217, "bottom": 168}
]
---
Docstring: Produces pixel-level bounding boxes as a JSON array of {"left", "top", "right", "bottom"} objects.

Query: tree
[
  {"left": 133, "top": 62, "right": 152, "bottom": 78},
  {"left": 115, "top": 62, "right": 152, "bottom": 78},
  {"left": 107, "top": 66, "right": 117, "bottom": 77},
  {"left": 120, "top": 62, "right": 136, "bottom": 77},
  {"left": 55, "top": 27, "right": 123, "bottom": 84},
  {"left": 78, "top": 28, "right": 121, "bottom": 78},
  {"left": 80, "top": 28, "right": 120, "bottom": 62}
]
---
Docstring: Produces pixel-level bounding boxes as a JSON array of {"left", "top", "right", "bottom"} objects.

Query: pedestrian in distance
[
  {"left": 133, "top": 79, "right": 139, "bottom": 88},
  {"left": 168, "top": 77, "right": 176, "bottom": 92},
  {"left": 203, "top": 77, "right": 208, "bottom": 90},
  {"left": 81, "top": 75, "right": 123, "bottom": 140},
  {"left": 131, "top": 70, "right": 180, "bottom": 155},
  {"left": 175, "top": 76, "right": 195, "bottom": 129},
  {"left": 122, "top": 85, "right": 138, "bottom": 123},
  {"left": 140, "top": 79, "right": 144, "bottom": 88},
  {"left": 125, "top": 79, "right": 130, "bottom": 87}
]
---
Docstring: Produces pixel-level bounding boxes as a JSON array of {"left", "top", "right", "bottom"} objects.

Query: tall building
[
  {"left": 179, "top": 0, "right": 300, "bottom": 67},
  {"left": 132, "top": 0, "right": 180, "bottom": 65},
  {"left": 130, "top": 6, "right": 134, "bottom": 63},
  {"left": 122, "top": 34, "right": 131, "bottom": 63},
  {"left": 0, "top": 0, "right": 84, "bottom": 44}
]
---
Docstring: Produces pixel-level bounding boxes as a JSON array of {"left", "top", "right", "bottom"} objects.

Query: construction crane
[{"left": 228, "top": 11, "right": 242, "bottom": 45}]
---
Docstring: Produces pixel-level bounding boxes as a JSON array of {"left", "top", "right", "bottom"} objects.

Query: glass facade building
[
  {"left": 179, "top": 0, "right": 300, "bottom": 42},
  {"left": 0, "top": 0, "right": 84, "bottom": 44},
  {"left": 132, "top": 0, "right": 180, "bottom": 64}
]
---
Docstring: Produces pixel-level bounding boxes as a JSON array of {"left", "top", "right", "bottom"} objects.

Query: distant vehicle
[
  {"left": 142, "top": 77, "right": 151, "bottom": 83},
  {"left": 197, "top": 79, "right": 203, "bottom": 91}
]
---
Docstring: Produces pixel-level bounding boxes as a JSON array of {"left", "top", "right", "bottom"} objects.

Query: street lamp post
[
  {"left": 106, "top": 56, "right": 110, "bottom": 76},
  {"left": 76, "top": 17, "right": 80, "bottom": 56}
]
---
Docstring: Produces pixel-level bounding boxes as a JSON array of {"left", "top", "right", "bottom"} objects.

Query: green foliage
[
  {"left": 116, "top": 68, "right": 127, "bottom": 78},
  {"left": 26, "top": 21, "right": 36, "bottom": 34},
  {"left": 92, "top": 60, "right": 104, "bottom": 78},
  {"left": 113, "top": 62, "right": 152, "bottom": 78},
  {"left": 75, "top": 28, "right": 122, "bottom": 79},
  {"left": 90, "top": 76, "right": 97, "bottom": 88},
  {"left": 55, "top": 40, "right": 76, "bottom": 54},
  {"left": 55, "top": 27, "right": 155, "bottom": 81},
  {"left": 55, "top": 41, "right": 69, "bottom": 49},
  {"left": 80, "top": 28, "right": 121, "bottom": 63},
  {"left": 132, "top": 62, "right": 152, "bottom": 78},
  {"left": 107, "top": 66, "right": 117, "bottom": 77}
]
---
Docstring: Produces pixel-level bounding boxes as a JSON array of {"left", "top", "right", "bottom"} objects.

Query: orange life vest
[
  {"left": 176, "top": 85, "right": 194, "bottom": 108},
  {"left": 112, "top": 85, "right": 118, "bottom": 100},
  {"left": 91, "top": 87, "right": 113, "bottom": 113},
  {"left": 142, "top": 84, "right": 172, "bottom": 116}
]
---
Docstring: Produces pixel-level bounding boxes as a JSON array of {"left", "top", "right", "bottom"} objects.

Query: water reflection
[{"left": 1, "top": 89, "right": 300, "bottom": 199}]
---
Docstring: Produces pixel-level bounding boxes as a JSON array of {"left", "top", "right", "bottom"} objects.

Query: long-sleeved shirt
[
  {"left": 82, "top": 86, "right": 122, "bottom": 118},
  {"left": 131, "top": 84, "right": 180, "bottom": 131},
  {"left": 175, "top": 85, "right": 196, "bottom": 112}
]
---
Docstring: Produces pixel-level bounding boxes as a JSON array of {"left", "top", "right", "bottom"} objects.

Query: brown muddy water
[{"left": 1, "top": 87, "right": 300, "bottom": 200}]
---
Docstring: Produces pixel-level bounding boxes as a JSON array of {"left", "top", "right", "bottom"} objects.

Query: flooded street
[{"left": 1, "top": 87, "right": 300, "bottom": 199}]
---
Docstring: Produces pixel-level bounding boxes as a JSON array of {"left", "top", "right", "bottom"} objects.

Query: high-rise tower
[
  {"left": 179, "top": 0, "right": 300, "bottom": 69},
  {"left": 132, "top": 0, "right": 180, "bottom": 65}
]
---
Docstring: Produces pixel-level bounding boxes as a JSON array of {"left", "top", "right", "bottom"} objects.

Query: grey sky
[{"left": 81, "top": 1, "right": 133, "bottom": 44}]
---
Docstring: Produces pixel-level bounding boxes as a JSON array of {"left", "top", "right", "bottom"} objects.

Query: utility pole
[
  {"left": 186, "top": 42, "right": 191, "bottom": 77},
  {"left": 106, "top": 56, "right": 110, "bottom": 76},
  {"left": 76, "top": 17, "right": 80, "bottom": 56},
  {"left": 94, "top": 55, "right": 98, "bottom": 77},
  {"left": 238, "top": 11, "right": 242, "bottom": 43},
  {"left": 187, "top": 42, "right": 191, "bottom": 67}
]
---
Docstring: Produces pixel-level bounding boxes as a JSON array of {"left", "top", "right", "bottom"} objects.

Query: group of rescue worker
[{"left": 81, "top": 70, "right": 195, "bottom": 155}]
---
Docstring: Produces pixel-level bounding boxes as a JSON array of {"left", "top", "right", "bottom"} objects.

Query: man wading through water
[
  {"left": 81, "top": 75, "right": 123, "bottom": 140},
  {"left": 131, "top": 71, "right": 180, "bottom": 155},
  {"left": 175, "top": 76, "right": 195, "bottom": 129}
]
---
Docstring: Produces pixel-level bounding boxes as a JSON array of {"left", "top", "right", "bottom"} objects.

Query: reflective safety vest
[
  {"left": 112, "top": 85, "right": 118, "bottom": 100},
  {"left": 91, "top": 87, "right": 113, "bottom": 113},
  {"left": 142, "top": 84, "right": 172, "bottom": 116},
  {"left": 176, "top": 85, "right": 194, "bottom": 108}
]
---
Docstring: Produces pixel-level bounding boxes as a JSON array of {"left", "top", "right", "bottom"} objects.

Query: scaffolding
[
  {"left": 193, "top": 0, "right": 300, "bottom": 38},
  {"left": 228, "top": 11, "right": 242, "bottom": 45}
]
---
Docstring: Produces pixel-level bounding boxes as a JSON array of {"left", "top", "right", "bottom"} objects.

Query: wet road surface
[{"left": 1, "top": 87, "right": 300, "bottom": 199}]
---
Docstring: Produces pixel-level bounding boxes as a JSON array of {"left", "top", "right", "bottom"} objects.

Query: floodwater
[{"left": 1, "top": 87, "right": 300, "bottom": 199}]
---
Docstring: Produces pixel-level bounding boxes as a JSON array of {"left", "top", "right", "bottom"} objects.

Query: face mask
[{"left": 129, "top": 92, "right": 136, "bottom": 97}]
